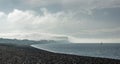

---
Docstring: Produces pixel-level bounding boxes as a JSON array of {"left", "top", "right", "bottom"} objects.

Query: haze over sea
[{"left": 32, "top": 43, "right": 120, "bottom": 60}]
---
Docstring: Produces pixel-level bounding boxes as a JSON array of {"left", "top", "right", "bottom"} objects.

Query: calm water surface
[{"left": 31, "top": 43, "right": 120, "bottom": 59}]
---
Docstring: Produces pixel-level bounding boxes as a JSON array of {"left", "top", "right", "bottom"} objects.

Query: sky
[{"left": 0, "top": 0, "right": 120, "bottom": 43}]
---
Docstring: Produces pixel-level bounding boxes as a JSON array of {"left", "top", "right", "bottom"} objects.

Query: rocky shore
[{"left": 0, "top": 44, "right": 120, "bottom": 64}]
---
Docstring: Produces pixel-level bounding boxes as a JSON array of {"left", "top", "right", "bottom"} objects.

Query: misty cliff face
[
  {"left": 0, "top": 38, "right": 53, "bottom": 45},
  {"left": 0, "top": 33, "right": 71, "bottom": 44},
  {"left": 50, "top": 36, "right": 70, "bottom": 43},
  {"left": 0, "top": 33, "right": 69, "bottom": 41},
  {"left": 0, "top": 38, "right": 70, "bottom": 46}
]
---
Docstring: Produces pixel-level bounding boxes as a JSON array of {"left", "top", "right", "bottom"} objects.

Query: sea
[{"left": 31, "top": 43, "right": 120, "bottom": 59}]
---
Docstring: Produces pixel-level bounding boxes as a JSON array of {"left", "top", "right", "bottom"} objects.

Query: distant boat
[{"left": 100, "top": 42, "right": 103, "bottom": 45}]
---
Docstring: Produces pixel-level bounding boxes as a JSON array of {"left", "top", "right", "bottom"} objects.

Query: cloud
[
  {"left": 1, "top": 0, "right": 120, "bottom": 15},
  {"left": 0, "top": 8, "right": 120, "bottom": 43},
  {"left": 24, "top": 0, "right": 59, "bottom": 6},
  {"left": 0, "top": 0, "right": 120, "bottom": 43},
  {"left": 0, "top": 12, "right": 11, "bottom": 32},
  {"left": 5, "top": 8, "right": 82, "bottom": 33},
  {"left": 0, "top": 8, "right": 79, "bottom": 33},
  {"left": 0, "top": 8, "right": 119, "bottom": 34},
  {"left": 23, "top": 0, "right": 120, "bottom": 10}
]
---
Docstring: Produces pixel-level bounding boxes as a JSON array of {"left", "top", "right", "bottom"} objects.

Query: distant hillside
[
  {"left": 0, "top": 38, "right": 57, "bottom": 46},
  {"left": 0, "top": 38, "right": 70, "bottom": 46}
]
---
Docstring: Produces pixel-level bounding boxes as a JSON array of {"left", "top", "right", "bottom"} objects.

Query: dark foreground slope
[{"left": 0, "top": 44, "right": 120, "bottom": 64}]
